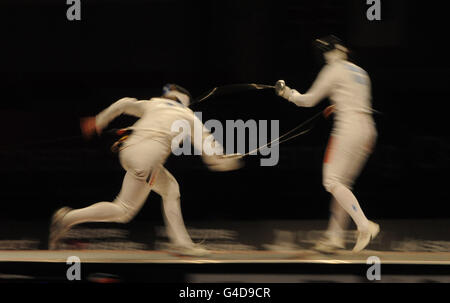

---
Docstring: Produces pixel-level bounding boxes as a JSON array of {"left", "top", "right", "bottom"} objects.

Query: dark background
[{"left": 0, "top": 0, "right": 448, "bottom": 224}]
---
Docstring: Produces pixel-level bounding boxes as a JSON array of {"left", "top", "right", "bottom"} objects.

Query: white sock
[
  {"left": 62, "top": 171, "right": 151, "bottom": 227},
  {"left": 330, "top": 183, "right": 369, "bottom": 231},
  {"left": 62, "top": 202, "right": 127, "bottom": 227},
  {"left": 327, "top": 197, "right": 350, "bottom": 240}
]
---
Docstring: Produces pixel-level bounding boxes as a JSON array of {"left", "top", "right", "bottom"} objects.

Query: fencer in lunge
[
  {"left": 275, "top": 35, "right": 379, "bottom": 253},
  {"left": 49, "top": 84, "right": 242, "bottom": 256}
]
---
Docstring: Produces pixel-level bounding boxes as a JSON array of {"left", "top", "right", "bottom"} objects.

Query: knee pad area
[
  {"left": 323, "top": 179, "right": 352, "bottom": 193},
  {"left": 323, "top": 175, "right": 341, "bottom": 193},
  {"left": 323, "top": 169, "right": 355, "bottom": 193},
  {"left": 324, "top": 181, "right": 337, "bottom": 193},
  {"left": 130, "top": 168, "right": 151, "bottom": 181}
]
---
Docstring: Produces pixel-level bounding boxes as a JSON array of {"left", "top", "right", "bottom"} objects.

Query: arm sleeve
[
  {"left": 190, "top": 114, "right": 225, "bottom": 163},
  {"left": 95, "top": 98, "right": 145, "bottom": 131},
  {"left": 288, "top": 64, "right": 337, "bottom": 107}
]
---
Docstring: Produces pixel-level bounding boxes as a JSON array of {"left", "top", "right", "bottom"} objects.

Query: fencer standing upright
[{"left": 275, "top": 35, "right": 379, "bottom": 253}]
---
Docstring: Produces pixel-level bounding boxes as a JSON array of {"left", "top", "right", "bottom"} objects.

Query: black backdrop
[{"left": 0, "top": 0, "right": 448, "bottom": 223}]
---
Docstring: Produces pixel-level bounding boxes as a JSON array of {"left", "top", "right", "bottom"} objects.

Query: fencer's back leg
[
  {"left": 61, "top": 171, "right": 153, "bottom": 228},
  {"left": 152, "top": 166, "right": 194, "bottom": 248}
]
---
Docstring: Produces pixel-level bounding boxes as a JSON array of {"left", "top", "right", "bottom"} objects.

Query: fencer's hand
[
  {"left": 275, "top": 80, "right": 291, "bottom": 100},
  {"left": 80, "top": 116, "right": 100, "bottom": 139},
  {"left": 205, "top": 154, "right": 244, "bottom": 172},
  {"left": 323, "top": 105, "right": 335, "bottom": 119},
  {"left": 275, "top": 80, "right": 286, "bottom": 96}
]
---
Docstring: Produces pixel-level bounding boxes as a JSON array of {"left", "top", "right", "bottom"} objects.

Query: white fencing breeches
[
  {"left": 323, "top": 115, "right": 377, "bottom": 232},
  {"left": 61, "top": 139, "right": 194, "bottom": 247}
]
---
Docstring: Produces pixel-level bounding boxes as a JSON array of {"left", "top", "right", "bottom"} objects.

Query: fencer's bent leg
[
  {"left": 152, "top": 167, "right": 194, "bottom": 248},
  {"left": 61, "top": 140, "right": 168, "bottom": 228},
  {"left": 62, "top": 171, "right": 152, "bottom": 227}
]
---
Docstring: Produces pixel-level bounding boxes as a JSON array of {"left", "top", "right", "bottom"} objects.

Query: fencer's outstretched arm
[
  {"left": 189, "top": 114, "right": 243, "bottom": 172},
  {"left": 189, "top": 114, "right": 223, "bottom": 156},
  {"left": 95, "top": 97, "right": 146, "bottom": 132},
  {"left": 277, "top": 64, "right": 337, "bottom": 108}
]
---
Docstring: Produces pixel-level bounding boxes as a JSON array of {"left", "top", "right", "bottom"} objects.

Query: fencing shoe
[
  {"left": 49, "top": 207, "right": 72, "bottom": 250},
  {"left": 353, "top": 221, "right": 380, "bottom": 253}
]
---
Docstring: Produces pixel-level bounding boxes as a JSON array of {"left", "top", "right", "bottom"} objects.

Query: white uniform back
[
  {"left": 330, "top": 61, "right": 372, "bottom": 114},
  {"left": 288, "top": 59, "right": 374, "bottom": 130},
  {"left": 96, "top": 97, "right": 206, "bottom": 150}
]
